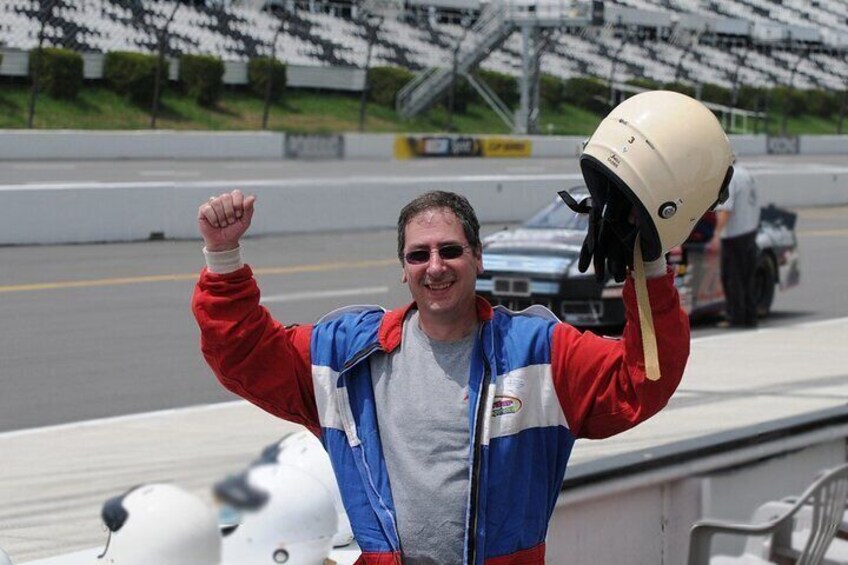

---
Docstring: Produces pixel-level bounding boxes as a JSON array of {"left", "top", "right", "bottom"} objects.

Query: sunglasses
[{"left": 404, "top": 244, "right": 471, "bottom": 265}]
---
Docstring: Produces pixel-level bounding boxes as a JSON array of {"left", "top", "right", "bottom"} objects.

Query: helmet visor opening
[{"left": 580, "top": 155, "right": 663, "bottom": 262}]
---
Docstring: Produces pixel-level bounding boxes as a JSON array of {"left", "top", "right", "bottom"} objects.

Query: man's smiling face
[{"left": 401, "top": 208, "right": 483, "bottom": 327}]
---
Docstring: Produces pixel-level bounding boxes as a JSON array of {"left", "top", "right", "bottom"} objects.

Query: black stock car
[{"left": 476, "top": 187, "right": 800, "bottom": 328}]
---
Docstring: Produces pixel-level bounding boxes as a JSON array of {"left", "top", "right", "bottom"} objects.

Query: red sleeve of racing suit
[
  {"left": 191, "top": 266, "right": 320, "bottom": 435},
  {"left": 550, "top": 270, "right": 689, "bottom": 439}
]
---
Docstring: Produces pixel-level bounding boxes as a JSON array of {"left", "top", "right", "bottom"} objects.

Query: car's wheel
[{"left": 753, "top": 253, "right": 776, "bottom": 317}]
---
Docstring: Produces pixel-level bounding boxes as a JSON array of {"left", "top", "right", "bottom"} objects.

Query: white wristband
[
  {"left": 632, "top": 258, "right": 668, "bottom": 280},
  {"left": 203, "top": 246, "right": 243, "bottom": 274}
]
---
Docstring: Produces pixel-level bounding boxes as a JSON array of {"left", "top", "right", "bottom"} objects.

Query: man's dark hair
[{"left": 397, "top": 190, "right": 481, "bottom": 262}]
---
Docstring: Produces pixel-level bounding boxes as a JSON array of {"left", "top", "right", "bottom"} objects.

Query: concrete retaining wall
[
  {"left": 801, "top": 135, "right": 848, "bottom": 154},
  {"left": 1, "top": 130, "right": 846, "bottom": 161},
  {"left": 0, "top": 175, "right": 576, "bottom": 245},
  {"left": 2, "top": 164, "right": 846, "bottom": 245},
  {"left": 0, "top": 130, "right": 845, "bottom": 245},
  {"left": 0, "top": 131, "right": 285, "bottom": 161}
]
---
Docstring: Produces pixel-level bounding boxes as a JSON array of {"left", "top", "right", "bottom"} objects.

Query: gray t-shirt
[{"left": 369, "top": 310, "right": 475, "bottom": 565}]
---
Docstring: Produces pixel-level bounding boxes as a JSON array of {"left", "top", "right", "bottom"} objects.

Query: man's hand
[
  {"left": 706, "top": 237, "right": 720, "bottom": 255},
  {"left": 197, "top": 189, "right": 256, "bottom": 252}
]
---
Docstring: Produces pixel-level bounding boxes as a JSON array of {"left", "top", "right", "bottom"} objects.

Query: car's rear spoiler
[{"left": 760, "top": 204, "right": 797, "bottom": 231}]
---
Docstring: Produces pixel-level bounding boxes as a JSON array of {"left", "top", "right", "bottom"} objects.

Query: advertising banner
[
  {"left": 481, "top": 137, "right": 532, "bottom": 158},
  {"left": 285, "top": 134, "right": 344, "bottom": 159},
  {"left": 394, "top": 135, "right": 532, "bottom": 159},
  {"left": 766, "top": 135, "right": 800, "bottom": 155}
]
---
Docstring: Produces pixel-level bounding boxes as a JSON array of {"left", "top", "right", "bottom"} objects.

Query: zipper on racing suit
[
  {"left": 337, "top": 342, "right": 404, "bottom": 563},
  {"left": 467, "top": 325, "right": 492, "bottom": 565}
]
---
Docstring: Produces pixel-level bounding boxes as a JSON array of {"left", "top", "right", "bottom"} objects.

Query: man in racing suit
[{"left": 192, "top": 189, "right": 689, "bottom": 565}]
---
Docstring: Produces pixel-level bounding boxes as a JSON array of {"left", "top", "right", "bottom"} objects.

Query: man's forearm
[{"left": 714, "top": 210, "right": 731, "bottom": 239}]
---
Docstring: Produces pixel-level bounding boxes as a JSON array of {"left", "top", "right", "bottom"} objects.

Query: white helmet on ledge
[
  {"left": 97, "top": 483, "right": 221, "bottom": 565},
  {"left": 217, "top": 464, "right": 337, "bottom": 565},
  {"left": 260, "top": 431, "right": 354, "bottom": 548}
]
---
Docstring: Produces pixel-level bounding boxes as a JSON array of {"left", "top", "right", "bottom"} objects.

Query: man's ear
[
  {"left": 401, "top": 271, "right": 408, "bottom": 283},
  {"left": 475, "top": 246, "right": 484, "bottom": 275}
]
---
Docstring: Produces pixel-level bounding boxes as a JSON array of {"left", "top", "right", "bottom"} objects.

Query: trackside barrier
[
  {"left": 0, "top": 131, "right": 846, "bottom": 245},
  {"left": 1, "top": 165, "right": 847, "bottom": 245},
  {"left": 0, "top": 177, "right": 573, "bottom": 245},
  {"left": 0, "top": 130, "right": 286, "bottom": 160},
  {"left": 0, "top": 131, "right": 846, "bottom": 161}
]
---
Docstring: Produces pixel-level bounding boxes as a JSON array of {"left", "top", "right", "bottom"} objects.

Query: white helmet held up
[
  {"left": 96, "top": 483, "right": 221, "bottom": 565},
  {"left": 217, "top": 463, "right": 337, "bottom": 565},
  {"left": 579, "top": 89, "right": 734, "bottom": 261},
  {"left": 259, "top": 431, "right": 354, "bottom": 548}
]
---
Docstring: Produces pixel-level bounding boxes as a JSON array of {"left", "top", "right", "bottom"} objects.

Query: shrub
[
  {"left": 476, "top": 69, "right": 519, "bottom": 108},
  {"left": 663, "top": 81, "right": 697, "bottom": 99},
  {"left": 248, "top": 57, "right": 287, "bottom": 100},
  {"left": 770, "top": 86, "right": 806, "bottom": 118},
  {"left": 368, "top": 65, "right": 414, "bottom": 107},
  {"left": 804, "top": 89, "right": 839, "bottom": 118},
  {"left": 442, "top": 75, "right": 474, "bottom": 114},
  {"left": 701, "top": 83, "right": 732, "bottom": 107},
  {"left": 103, "top": 51, "right": 162, "bottom": 106},
  {"left": 625, "top": 77, "right": 660, "bottom": 91},
  {"left": 736, "top": 85, "right": 767, "bottom": 111},
  {"left": 180, "top": 54, "right": 224, "bottom": 107},
  {"left": 563, "top": 76, "right": 608, "bottom": 113},
  {"left": 539, "top": 73, "right": 565, "bottom": 110},
  {"left": 29, "top": 47, "right": 83, "bottom": 99}
]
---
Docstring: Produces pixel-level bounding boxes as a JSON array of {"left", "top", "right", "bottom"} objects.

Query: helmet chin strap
[{"left": 633, "top": 234, "right": 661, "bottom": 382}]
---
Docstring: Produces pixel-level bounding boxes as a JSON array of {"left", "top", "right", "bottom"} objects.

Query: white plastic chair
[{"left": 688, "top": 463, "right": 848, "bottom": 565}]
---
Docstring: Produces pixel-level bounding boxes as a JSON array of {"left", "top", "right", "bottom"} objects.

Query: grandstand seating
[{"left": 0, "top": 0, "right": 845, "bottom": 95}]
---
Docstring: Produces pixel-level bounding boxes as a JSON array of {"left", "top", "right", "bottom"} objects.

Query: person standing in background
[{"left": 709, "top": 157, "right": 761, "bottom": 328}]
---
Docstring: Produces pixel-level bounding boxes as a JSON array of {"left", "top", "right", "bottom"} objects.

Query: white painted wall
[
  {"left": 801, "top": 135, "right": 848, "bottom": 155},
  {"left": 343, "top": 133, "right": 397, "bottom": 160},
  {"left": 2, "top": 163, "right": 846, "bottom": 245},
  {"left": 527, "top": 135, "right": 585, "bottom": 158},
  {"left": 731, "top": 134, "right": 769, "bottom": 156},
  {"left": 755, "top": 168, "right": 848, "bottom": 208},
  {"left": 0, "top": 131, "right": 285, "bottom": 161},
  {"left": 1, "top": 131, "right": 846, "bottom": 161},
  {"left": 0, "top": 130, "right": 845, "bottom": 244},
  {"left": 0, "top": 174, "right": 576, "bottom": 245}
]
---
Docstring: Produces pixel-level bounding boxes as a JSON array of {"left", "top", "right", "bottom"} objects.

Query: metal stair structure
[
  {"left": 396, "top": 1, "right": 604, "bottom": 133},
  {"left": 463, "top": 71, "right": 515, "bottom": 130},
  {"left": 396, "top": 2, "right": 515, "bottom": 120}
]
